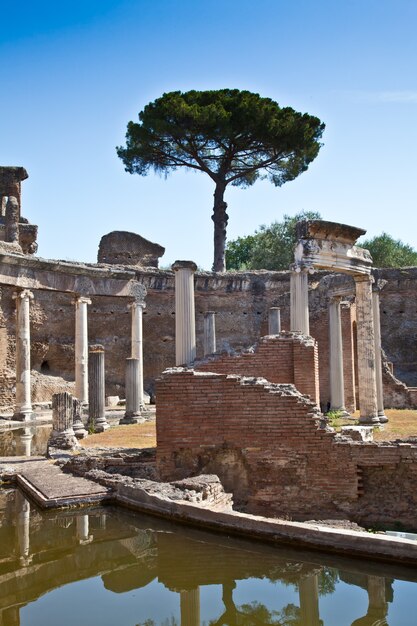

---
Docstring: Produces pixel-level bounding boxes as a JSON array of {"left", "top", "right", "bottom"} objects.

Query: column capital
[
  {"left": 73, "top": 295, "right": 92, "bottom": 305},
  {"left": 13, "top": 289, "right": 34, "bottom": 301},
  {"left": 171, "top": 260, "right": 197, "bottom": 272},
  {"left": 128, "top": 299, "right": 146, "bottom": 311},
  {"left": 372, "top": 278, "right": 387, "bottom": 293}
]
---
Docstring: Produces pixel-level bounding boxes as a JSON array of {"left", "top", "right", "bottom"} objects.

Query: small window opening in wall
[{"left": 40, "top": 361, "right": 50, "bottom": 373}]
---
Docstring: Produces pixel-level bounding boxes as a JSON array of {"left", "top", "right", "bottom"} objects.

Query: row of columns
[
  {"left": 11, "top": 290, "right": 146, "bottom": 423},
  {"left": 291, "top": 269, "right": 386, "bottom": 423}
]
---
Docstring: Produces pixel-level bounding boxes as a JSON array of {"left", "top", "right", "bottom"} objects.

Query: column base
[
  {"left": 119, "top": 413, "right": 146, "bottom": 425},
  {"left": 89, "top": 417, "right": 109, "bottom": 433},
  {"left": 377, "top": 412, "right": 389, "bottom": 423},
  {"left": 359, "top": 415, "right": 380, "bottom": 425}
]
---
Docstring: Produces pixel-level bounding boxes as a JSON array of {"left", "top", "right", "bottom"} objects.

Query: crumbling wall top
[
  {"left": 98, "top": 231, "right": 165, "bottom": 268},
  {"left": 0, "top": 166, "right": 28, "bottom": 189}
]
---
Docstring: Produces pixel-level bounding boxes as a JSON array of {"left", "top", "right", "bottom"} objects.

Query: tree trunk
[{"left": 212, "top": 182, "right": 229, "bottom": 272}]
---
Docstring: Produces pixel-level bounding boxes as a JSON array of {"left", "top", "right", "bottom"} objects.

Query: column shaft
[
  {"left": 180, "top": 589, "right": 200, "bottom": 626},
  {"left": 355, "top": 276, "right": 379, "bottom": 423},
  {"left": 203, "top": 311, "right": 216, "bottom": 355},
  {"left": 130, "top": 301, "right": 145, "bottom": 406},
  {"left": 172, "top": 261, "right": 197, "bottom": 365},
  {"left": 13, "top": 289, "right": 33, "bottom": 421},
  {"left": 290, "top": 270, "right": 310, "bottom": 334},
  {"left": 74, "top": 296, "right": 91, "bottom": 403},
  {"left": 299, "top": 574, "right": 321, "bottom": 626},
  {"left": 329, "top": 297, "right": 347, "bottom": 412},
  {"left": 120, "top": 358, "right": 145, "bottom": 424},
  {"left": 372, "top": 290, "right": 387, "bottom": 422},
  {"left": 87, "top": 346, "right": 109, "bottom": 432}
]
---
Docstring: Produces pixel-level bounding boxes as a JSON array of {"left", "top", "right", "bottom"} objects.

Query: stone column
[
  {"left": 180, "top": 589, "right": 200, "bottom": 626},
  {"left": 13, "top": 289, "right": 34, "bottom": 421},
  {"left": 87, "top": 345, "right": 109, "bottom": 432},
  {"left": 354, "top": 275, "right": 379, "bottom": 424},
  {"left": 268, "top": 306, "right": 281, "bottom": 334},
  {"left": 48, "top": 391, "right": 79, "bottom": 449},
  {"left": 203, "top": 311, "right": 216, "bottom": 356},
  {"left": 74, "top": 296, "right": 91, "bottom": 404},
  {"left": 329, "top": 296, "right": 348, "bottom": 414},
  {"left": 172, "top": 261, "right": 197, "bottom": 365},
  {"left": 290, "top": 268, "right": 310, "bottom": 335},
  {"left": 120, "top": 358, "right": 146, "bottom": 424},
  {"left": 72, "top": 397, "right": 88, "bottom": 438},
  {"left": 129, "top": 299, "right": 146, "bottom": 408},
  {"left": 372, "top": 288, "right": 388, "bottom": 423}
]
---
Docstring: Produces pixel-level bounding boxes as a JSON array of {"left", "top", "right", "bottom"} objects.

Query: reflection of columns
[
  {"left": 15, "top": 490, "right": 31, "bottom": 565},
  {"left": 268, "top": 307, "right": 281, "bottom": 334},
  {"left": 87, "top": 345, "right": 109, "bottom": 432},
  {"left": 74, "top": 296, "right": 91, "bottom": 404},
  {"left": 172, "top": 261, "right": 197, "bottom": 365},
  {"left": 13, "top": 289, "right": 34, "bottom": 421},
  {"left": 354, "top": 276, "right": 379, "bottom": 424},
  {"left": 15, "top": 427, "right": 33, "bottom": 456},
  {"left": 329, "top": 296, "right": 347, "bottom": 413},
  {"left": 120, "top": 358, "right": 145, "bottom": 424},
  {"left": 203, "top": 311, "right": 216, "bottom": 356},
  {"left": 76, "top": 514, "right": 92, "bottom": 544},
  {"left": 0, "top": 607, "right": 20, "bottom": 626},
  {"left": 290, "top": 268, "right": 310, "bottom": 334},
  {"left": 299, "top": 574, "right": 321, "bottom": 626},
  {"left": 180, "top": 589, "right": 200, "bottom": 626},
  {"left": 129, "top": 300, "right": 145, "bottom": 407},
  {"left": 372, "top": 289, "right": 388, "bottom": 423},
  {"left": 351, "top": 575, "right": 388, "bottom": 626}
]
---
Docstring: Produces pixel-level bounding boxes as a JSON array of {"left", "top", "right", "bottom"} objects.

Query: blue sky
[{"left": 1, "top": 0, "right": 416, "bottom": 269}]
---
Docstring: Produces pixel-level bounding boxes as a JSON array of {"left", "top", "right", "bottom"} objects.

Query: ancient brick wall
[
  {"left": 156, "top": 369, "right": 417, "bottom": 527},
  {"left": 194, "top": 333, "right": 320, "bottom": 405}
]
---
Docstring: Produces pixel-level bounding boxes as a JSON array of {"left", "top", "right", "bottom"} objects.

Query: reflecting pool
[
  {"left": 0, "top": 424, "right": 50, "bottom": 457},
  {"left": 1, "top": 488, "right": 417, "bottom": 625}
]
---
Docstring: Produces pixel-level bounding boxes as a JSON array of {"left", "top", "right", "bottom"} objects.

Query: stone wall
[
  {"left": 1, "top": 264, "right": 417, "bottom": 408},
  {"left": 156, "top": 369, "right": 417, "bottom": 528}
]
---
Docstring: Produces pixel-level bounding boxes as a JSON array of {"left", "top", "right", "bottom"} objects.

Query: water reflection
[
  {"left": 0, "top": 424, "right": 51, "bottom": 457},
  {"left": 0, "top": 488, "right": 414, "bottom": 626}
]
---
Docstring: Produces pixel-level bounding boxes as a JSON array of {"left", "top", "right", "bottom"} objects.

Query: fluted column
[
  {"left": 290, "top": 268, "right": 310, "bottom": 334},
  {"left": 48, "top": 391, "right": 79, "bottom": 449},
  {"left": 354, "top": 275, "right": 379, "bottom": 424},
  {"left": 268, "top": 306, "right": 281, "bottom": 334},
  {"left": 329, "top": 296, "right": 348, "bottom": 414},
  {"left": 129, "top": 299, "right": 145, "bottom": 408},
  {"left": 13, "top": 289, "right": 33, "bottom": 421},
  {"left": 203, "top": 311, "right": 216, "bottom": 356},
  {"left": 180, "top": 589, "right": 200, "bottom": 626},
  {"left": 74, "top": 296, "right": 91, "bottom": 404},
  {"left": 372, "top": 288, "right": 388, "bottom": 423},
  {"left": 87, "top": 345, "right": 109, "bottom": 432},
  {"left": 120, "top": 358, "right": 146, "bottom": 424},
  {"left": 172, "top": 260, "right": 197, "bottom": 365}
]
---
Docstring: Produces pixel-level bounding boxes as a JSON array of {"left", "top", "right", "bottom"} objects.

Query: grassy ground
[
  {"left": 327, "top": 409, "right": 417, "bottom": 441},
  {"left": 80, "top": 409, "right": 417, "bottom": 449}
]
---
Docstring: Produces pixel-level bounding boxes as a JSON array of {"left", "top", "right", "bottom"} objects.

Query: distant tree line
[{"left": 225, "top": 211, "right": 417, "bottom": 270}]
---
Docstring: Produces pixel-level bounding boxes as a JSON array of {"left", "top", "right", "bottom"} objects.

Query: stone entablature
[{"left": 294, "top": 219, "right": 372, "bottom": 275}]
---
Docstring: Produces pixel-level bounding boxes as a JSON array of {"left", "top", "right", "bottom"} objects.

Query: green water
[{"left": 1, "top": 489, "right": 417, "bottom": 625}]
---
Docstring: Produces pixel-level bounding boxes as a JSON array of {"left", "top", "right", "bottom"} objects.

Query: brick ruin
[
  {"left": 0, "top": 167, "right": 38, "bottom": 255},
  {"left": 2, "top": 166, "right": 417, "bottom": 524}
]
